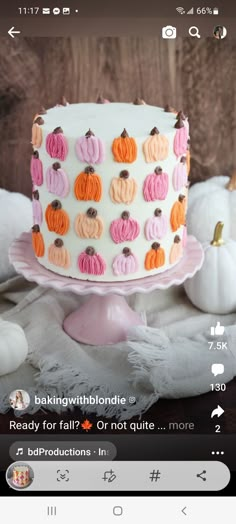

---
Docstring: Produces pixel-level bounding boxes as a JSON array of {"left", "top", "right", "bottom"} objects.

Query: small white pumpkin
[
  {"left": 0, "top": 319, "right": 28, "bottom": 376},
  {"left": 184, "top": 222, "right": 236, "bottom": 314},
  {"left": 187, "top": 172, "right": 236, "bottom": 242}
]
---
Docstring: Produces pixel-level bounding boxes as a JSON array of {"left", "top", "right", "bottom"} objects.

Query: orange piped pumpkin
[
  {"left": 112, "top": 129, "right": 137, "bottom": 163},
  {"left": 32, "top": 225, "right": 45, "bottom": 257},
  {"left": 145, "top": 242, "right": 165, "bottom": 271},
  {"left": 74, "top": 166, "right": 102, "bottom": 202},
  {"left": 170, "top": 194, "right": 186, "bottom": 232},
  {"left": 45, "top": 199, "right": 70, "bottom": 235}
]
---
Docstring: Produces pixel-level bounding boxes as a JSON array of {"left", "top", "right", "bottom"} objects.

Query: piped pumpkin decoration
[
  {"left": 145, "top": 208, "right": 168, "bottom": 241},
  {"left": 143, "top": 166, "right": 169, "bottom": 201},
  {"left": 187, "top": 172, "right": 236, "bottom": 243},
  {"left": 112, "top": 129, "right": 137, "bottom": 163},
  {"left": 173, "top": 118, "right": 188, "bottom": 157},
  {"left": 74, "top": 207, "right": 104, "bottom": 239},
  {"left": 169, "top": 235, "right": 183, "bottom": 264},
  {"left": 78, "top": 246, "right": 106, "bottom": 275},
  {"left": 46, "top": 127, "right": 68, "bottom": 161},
  {"left": 75, "top": 129, "right": 105, "bottom": 164},
  {"left": 184, "top": 221, "right": 236, "bottom": 314},
  {"left": 145, "top": 242, "right": 165, "bottom": 270},
  {"left": 74, "top": 166, "right": 102, "bottom": 202},
  {"left": 45, "top": 200, "right": 70, "bottom": 235},
  {"left": 109, "top": 170, "right": 138, "bottom": 204},
  {"left": 48, "top": 238, "right": 71, "bottom": 269},
  {"left": 112, "top": 247, "right": 139, "bottom": 276},
  {"left": 32, "top": 190, "right": 43, "bottom": 226},
  {"left": 30, "top": 151, "right": 43, "bottom": 186},
  {"left": 143, "top": 127, "right": 169, "bottom": 163},
  {"left": 32, "top": 224, "right": 45, "bottom": 257},
  {"left": 172, "top": 156, "right": 188, "bottom": 191},
  {"left": 186, "top": 141, "right": 191, "bottom": 176},
  {"left": 170, "top": 194, "right": 186, "bottom": 232},
  {"left": 31, "top": 116, "right": 44, "bottom": 148},
  {"left": 46, "top": 162, "right": 70, "bottom": 198},
  {"left": 110, "top": 211, "right": 140, "bottom": 244}
]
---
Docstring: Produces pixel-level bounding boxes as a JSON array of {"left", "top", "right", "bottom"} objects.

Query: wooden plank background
[{"left": 0, "top": 36, "right": 235, "bottom": 197}]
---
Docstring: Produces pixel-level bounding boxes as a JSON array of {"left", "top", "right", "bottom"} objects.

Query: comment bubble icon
[{"left": 211, "top": 363, "right": 225, "bottom": 377}]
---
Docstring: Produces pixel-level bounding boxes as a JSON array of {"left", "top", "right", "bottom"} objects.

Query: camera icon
[{"left": 162, "top": 26, "right": 177, "bottom": 39}]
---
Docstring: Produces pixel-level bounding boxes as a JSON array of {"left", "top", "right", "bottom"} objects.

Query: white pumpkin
[
  {"left": 184, "top": 222, "right": 236, "bottom": 314},
  {"left": 187, "top": 173, "right": 236, "bottom": 243},
  {"left": 0, "top": 319, "right": 28, "bottom": 376}
]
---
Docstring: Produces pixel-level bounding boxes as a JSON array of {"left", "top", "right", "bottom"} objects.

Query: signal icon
[
  {"left": 187, "top": 7, "right": 194, "bottom": 14},
  {"left": 176, "top": 7, "right": 185, "bottom": 14}
]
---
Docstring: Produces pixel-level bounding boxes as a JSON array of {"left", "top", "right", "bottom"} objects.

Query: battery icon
[{"left": 213, "top": 7, "right": 219, "bottom": 15}]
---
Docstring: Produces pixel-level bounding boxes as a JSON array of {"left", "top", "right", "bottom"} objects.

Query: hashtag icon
[{"left": 149, "top": 470, "right": 161, "bottom": 482}]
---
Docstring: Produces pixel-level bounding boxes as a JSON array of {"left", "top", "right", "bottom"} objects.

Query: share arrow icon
[{"left": 211, "top": 405, "right": 224, "bottom": 418}]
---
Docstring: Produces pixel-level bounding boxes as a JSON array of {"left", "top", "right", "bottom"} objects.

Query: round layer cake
[
  {"left": 30, "top": 102, "right": 190, "bottom": 282},
  {"left": 12, "top": 465, "right": 30, "bottom": 487}
]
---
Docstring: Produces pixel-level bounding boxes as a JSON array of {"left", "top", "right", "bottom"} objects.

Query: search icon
[{"left": 189, "top": 26, "right": 201, "bottom": 38}]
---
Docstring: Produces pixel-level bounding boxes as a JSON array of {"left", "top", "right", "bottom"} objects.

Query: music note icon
[{"left": 16, "top": 448, "right": 24, "bottom": 456}]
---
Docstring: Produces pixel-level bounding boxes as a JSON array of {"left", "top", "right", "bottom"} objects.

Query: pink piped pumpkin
[
  {"left": 32, "top": 190, "right": 43, "bottom": 226},
  {"left": 46, "top": 127, "right": 68, "bottom": 161},
  {"left": 112, "top": 247, "right": 139, "bottom": 276},
  {"left": 46, "top": 162, "right": 70, "bottom": 198},
  {"left": 75, "top": 129, "right": 105, "bottom": 164},
  {"left": 145, "top": 208, "right": 168, "bottom": 240},
  {"left": 78, "top": 246, "right": 106, "bottom": 275},
  {"left": 110, "top": 211, "right": 140, "bottom": 244},
  {"left": 169, "top": 235, "right": 183, "bottom": 264},
  {"left": 174, "top": 118, "right": 188, "bottom": 157},
  {"left": 143, "top": 167, "right": 169, "bottom": 201},
  {"left": 172, "top": 156, "right": 188, "bottom": 191},
  {"left": 30, "top": 151, "right": 43, "bottom": 186}
]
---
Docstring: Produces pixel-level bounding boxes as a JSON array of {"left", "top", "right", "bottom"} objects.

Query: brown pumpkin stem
[
  {"left": 154, "top": 166, "right": 163, "bottom": 175},
  {"left": 175, "top": 119, "right": 184, "bottom": 129},
  {"left": 151, "top": 242, "right": 160, "bottom": 250},
  {"left": 53, "top": 126, "right": 63, "bottom": 134},
  {"left": 178, "top": 194, "right": 185, "bottom": 203},
  {"left": 176, "top": 110, "right": 186, "bottom": 120},
  {"left": 60, "top": 96, "right": 68, "bottom": 106},
  {"left": 211, "top": 221, "right": 225, "bottom": 247},
  {"left": 85, "top": 246, "right": 95, "bottom": 256},
  {"left": 33, "top": 150, "right": 39, "bottom": 159},
  {"left": 85, "top": 129, "right": 95, "bottom": 138},
  {"left": 54, "top": 238, "right": 64, "bottom": 247},
  {"left": 33, "top": 190, "right": 39, "bottom": 200},
  {"left": 164, "top": 104, "right": 176, "bottom": 113},
  {"left": 96, "top": 95, "right": 108, "bottom": 104},
  {"left": 133, "top": 97, "right": 146, "bottom": 105},
  {"left": 180, "top": 156, "right": 186, "bottom": 164},
  {"left": 121, "top": 211, "right": 130, "bottom": 220},
  {"left": 51, "top": 200, "right": 62, "bottom": 210},
  {"left": 150, "top": 127, "right": 159, "bottom": 136},
  {"left": 119, "top": 170, "right": 129, "bottom": 179},
  {"left": 86, "top": 207, "right": 97, "bottom": 218},
  {"left": 226, "top": 170, "right": 236, "bottom": 192},
  {"left": 34, "top": 116, "right": 44, "bottom": 125},
  {"left": 174, "top": 235, "right": 181, "bottom": 243},
  {"left": 121, "top": 128, "right": 129, "bottom": 138},
  {"left": 32, "top": 225, "right": 40, "bottom": 233},
  {"left": 123, "top": 247, "right": 131, "bottom": 257},
  {"left": 52, "top": 162, "right": 61, "bottom": 171},
  {"left": 84, "top": 165, "right": 95, "bottom": 174},
  {"left": 154, "top": 208, "right": 162, "bottom": 217}
]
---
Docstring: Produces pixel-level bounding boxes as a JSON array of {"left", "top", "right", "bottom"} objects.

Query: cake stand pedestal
[{"left": 9, "top": 233, "right": 204, "bottom": 345}]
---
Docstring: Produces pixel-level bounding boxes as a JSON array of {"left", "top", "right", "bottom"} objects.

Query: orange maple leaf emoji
[{"left": 81, "top": 419, "right": 93, "bottom": 432}]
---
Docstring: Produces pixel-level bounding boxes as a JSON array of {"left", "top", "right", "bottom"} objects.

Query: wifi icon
[{"left": 176, "top": 7, "right": 185, "bottom": 14}]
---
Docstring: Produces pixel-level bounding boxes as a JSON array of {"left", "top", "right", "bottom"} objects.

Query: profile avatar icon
[
  {"left": 9, "top": 389, "right": 30, "bottom": 411},
  {"left": 213, "top": 26, "right": 227, "bottom": 40},
  {"left": 6, "top": 462, "right": 34, "bottom": 490}
]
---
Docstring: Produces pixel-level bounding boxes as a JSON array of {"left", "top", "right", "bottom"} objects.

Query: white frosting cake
[{"left": 31, "top": 102, "right": 190, "bottom": 282}]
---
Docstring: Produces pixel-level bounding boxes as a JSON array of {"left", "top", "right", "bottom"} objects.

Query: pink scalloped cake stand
[{"left": 9, "top": 232, "right": 204, "bottom": 345}]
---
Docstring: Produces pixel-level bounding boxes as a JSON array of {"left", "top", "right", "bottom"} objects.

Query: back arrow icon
[
  {"left": 181, "top": 506, "right": 187, "bottom": 516},
  {"left": 8, "top": 27, "right": 21, "bottom": 38}
]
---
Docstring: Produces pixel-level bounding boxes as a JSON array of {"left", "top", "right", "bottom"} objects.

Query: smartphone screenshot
[{"left": 0, "top": 0, "right": 235, "bottom": 521}]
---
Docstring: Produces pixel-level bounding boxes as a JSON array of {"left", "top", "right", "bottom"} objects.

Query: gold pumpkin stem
[
  {"left": 211, "top": 221, "right": 224, "bottom": 246},
  {"left": 226, "top": 169, "right": 236, "bottom": 191}
]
